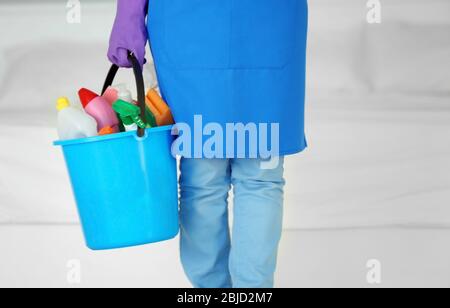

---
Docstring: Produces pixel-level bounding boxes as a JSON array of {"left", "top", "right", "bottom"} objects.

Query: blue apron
[{"left": 148, "top": 0, "right": 308, "bottom": 158}]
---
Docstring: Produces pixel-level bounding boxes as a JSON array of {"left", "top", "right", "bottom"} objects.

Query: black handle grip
[{"left": 102, "top": 52, "right": 146, "bottom": 137}]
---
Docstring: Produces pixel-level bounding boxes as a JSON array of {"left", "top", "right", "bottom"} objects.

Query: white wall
[{"left": 0, "top": 0, "right": 449, "bottom": 229}]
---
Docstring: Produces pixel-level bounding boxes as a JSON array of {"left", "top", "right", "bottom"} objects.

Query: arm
[{"left": 108, "top": 0, "right": 148, "bottom": 68}]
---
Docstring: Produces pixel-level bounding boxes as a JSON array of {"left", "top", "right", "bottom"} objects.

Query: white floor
[{"left": 0, "top": 225, "right": 449, "bottom": 288}]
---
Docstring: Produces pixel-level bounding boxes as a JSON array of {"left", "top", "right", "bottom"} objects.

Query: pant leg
[
  {"left": 179, "top": 158, "right": 232, "bottom": 288},
  {"left": 229, "top": 157, "right": 286, "bottom": 288}
]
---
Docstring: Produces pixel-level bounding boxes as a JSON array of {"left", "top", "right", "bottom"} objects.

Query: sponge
[{"left": 145, "top": 89, "right": 175, "bottom": 127}]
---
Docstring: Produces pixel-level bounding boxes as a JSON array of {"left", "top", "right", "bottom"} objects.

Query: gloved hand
[{"left": 108, "top": 0, "right": 148, "bottom": 69}]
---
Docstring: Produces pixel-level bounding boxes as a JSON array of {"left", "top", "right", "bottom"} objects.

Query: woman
[{"left": 108, "top": 0, "right": 308, "bottom": 288}]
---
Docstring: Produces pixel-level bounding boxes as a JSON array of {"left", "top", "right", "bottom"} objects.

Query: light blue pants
[{"left": 179, "top": 157, "right": 285, "bottom": 288}]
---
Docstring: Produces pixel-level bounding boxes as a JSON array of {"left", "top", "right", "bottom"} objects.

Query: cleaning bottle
[
  {"left": 102, "top": 85, "right": 138, "bottom": 132},
  {"left": 117, "top": 85, "right": 134, "bottom": 104},
  {"left": 102, "top": 85, "right": 120, "bottom": 106},
  {"left": 102, "top": 84, "right": 134, "bottom": 106},
  {"left": 145, "top": 64, "right": 158, "bottom": 90},
  {"left": 78, "top": 88, "right": 120, "bottom": 133},
  {"left": 145, "top": 89, "right": 175, "bottom": 126},
  {"left": 56, "top": 97, "right": 98, "bottom": 140},
  {"left": 114, "top": 85, "right": 140, "bottom": 131},
  {"left": 112, "top": 100, "right": 148, "bottom": 129}
]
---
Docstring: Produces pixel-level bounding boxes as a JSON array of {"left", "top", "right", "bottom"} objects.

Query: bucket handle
[{"left": 101, "top": 52, "right": 146, "bottom": 138}]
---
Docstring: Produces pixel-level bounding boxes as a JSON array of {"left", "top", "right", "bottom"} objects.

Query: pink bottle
[
  {"left": 102, "top": 84, "right": 137, "bottom": 106},
  {"left": 78, "top": 88, "right": 119, "bottom": 133},
  {"left": 102, "top": 86, "right": 119, "bottom": 106}
]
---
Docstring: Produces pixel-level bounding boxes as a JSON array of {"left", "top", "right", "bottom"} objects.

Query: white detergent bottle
[
  {"left": 116, "top": 85, "right": 138, "bottom": 132},
  {"left": 56, "top": 97, "right": 98, "bottom": 140},
  {"left": 144, "top": 62, "right": 158, "bottom": 90},
  {"left": 116, "top": 85, "right": 133, "bottom": 103}
]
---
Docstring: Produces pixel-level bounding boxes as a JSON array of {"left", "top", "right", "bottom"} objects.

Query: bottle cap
[
  {"left": 98, "top": 126, "right": 115, "bottom": 136},
  {"left": 56, "top": 97, "right": 70, "bottom": 111},
  {"left": 78, "top": 88, "right": 99, "bottom": 108}
]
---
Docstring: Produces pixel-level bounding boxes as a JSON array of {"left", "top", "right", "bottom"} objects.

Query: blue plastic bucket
[
  {"left": 54, "top": 54, "right": 179, "bottom": 250},
  {"left": 54, "top": 126, "right": 179, "bottom": 250}
]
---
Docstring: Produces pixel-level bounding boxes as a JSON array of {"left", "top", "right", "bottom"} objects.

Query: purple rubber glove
[{"left": 108, "top": 0, "right": 148, "bottom": 68}]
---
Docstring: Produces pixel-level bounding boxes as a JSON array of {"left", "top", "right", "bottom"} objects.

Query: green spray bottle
[{"left": 112, "top": 99, "right": 156, "bottom": 129}]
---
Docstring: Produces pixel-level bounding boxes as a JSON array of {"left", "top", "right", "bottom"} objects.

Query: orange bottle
[{"left": 145, "top": 89, "right": 175, "bottom": 127}]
